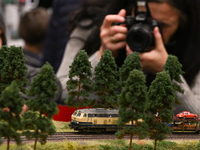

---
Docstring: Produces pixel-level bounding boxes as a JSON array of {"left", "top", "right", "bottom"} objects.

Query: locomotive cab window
[
  {"left": 73, "top": 111, "right": 77, "bottom": 116},
  {"left": 77, "top": 112, "right": 81, "bottom": 116},
  {"left": 83, "top": 114, "right": 87, "bottom": 117}
]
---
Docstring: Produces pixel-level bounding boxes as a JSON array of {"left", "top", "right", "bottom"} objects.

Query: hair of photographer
[{"left": 19, "top": 7, "right": 49, "bottom": 68}]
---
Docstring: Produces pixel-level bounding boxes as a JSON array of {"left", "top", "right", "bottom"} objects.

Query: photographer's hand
[
  {"left": 126, "top": 27, "right": 168, "bottom": 75},
  {"left": 98, "top": 9, "right": 127, "bottom": 59}
]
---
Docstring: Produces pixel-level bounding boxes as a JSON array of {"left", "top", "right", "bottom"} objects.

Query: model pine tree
[
  {"left": 93, "top": 50, "right": 119, "bottom": 108},
  {"left": 116, "top": 69, "right": 148, "bottom": 150},
  {"left": 119, "top": 52, "right": 142, "bottom": 86},
  {"left": 66, "top": 50, "right": 93, "bottom": 108},
  {"left": 163, "top": 55, "right": 184, "bottom": 104},
  {"left": 24, "top": 62, "right": 58, "bottom": 150},
  {"left": 0, "top": 81, "right": 24, "bottom": 150},
  {"left": 22, "top": 110, "right": 55, "bottom": 150},
  {"left": 0, "top": 45, "right": 28, "bottom": 94},
  {"left": 147, "top": 71, "right": 175, "bottom": 150}
]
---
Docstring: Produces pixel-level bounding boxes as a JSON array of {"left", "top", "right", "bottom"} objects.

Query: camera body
[
  {"left": 115, "top": 0, "right": 163, "bottom": 52},
  {"left": 125, "top": 15, "right": 162, "bottom": 52}
]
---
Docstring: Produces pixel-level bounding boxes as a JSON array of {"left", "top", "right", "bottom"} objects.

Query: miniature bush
[
  {"left": 156, "top": 141, "right": 177, "bottom": 149},
  {"left": 196, "top": 140, "right": 200, "bottom": 150}
]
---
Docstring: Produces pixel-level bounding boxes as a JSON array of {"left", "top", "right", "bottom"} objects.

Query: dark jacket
[{"left": 42, "top": 0, "right": 83, "bottom": 73}]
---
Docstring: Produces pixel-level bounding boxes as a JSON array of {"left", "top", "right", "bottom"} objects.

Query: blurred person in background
[
  {"left": 42, "top": 0, "right": 83, "bottom": 73},
  {"left": 18, "top": 7, "right": 62, "bottom": 114},
  {"left": 19, "top": 7, "right": 49, "bottom": 68}
]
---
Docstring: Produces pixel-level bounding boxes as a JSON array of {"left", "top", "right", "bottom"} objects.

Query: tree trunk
[
  {"left": 129, "top": 133, "right": 133, "bottom": 150},
  {"left": 34, "top": 137, "right": 38, "bottom": 150},
  {"left": 77, "top": 75, "right": 81, "bottom": 102},
  {"left": 7, "top": 137, "right": 10, "bottom": 150},
  {"left": 34, "top": 112, "right": 42, "bottom": 150},
  {"left": 154, "top": 139, "right": 157, "bottom": 150},
  {"left": 129, "top": 120, "right": 134, "bottom": 150}
]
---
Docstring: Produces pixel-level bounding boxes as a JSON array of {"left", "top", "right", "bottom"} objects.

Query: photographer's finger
[
  {"left": 111, "top": 33, "right": 126, "bottom": 43},
  {"left": 154, "top": 27, "right": 165, "bottom": 50},
  {"left": 101, "top": 9, "right": 125, "bottom": 28},
  {"left": 107, "top": 41, "right": 126, "bottom": 51},
  {"left": 126, "top": 45, "right": 134, "bottom": 56},
  {"left": 118, "top": 9, "right": 126, "bottom": 17},
  {"left": 108, "top": 25, "right": 127, "bottom": 36}
]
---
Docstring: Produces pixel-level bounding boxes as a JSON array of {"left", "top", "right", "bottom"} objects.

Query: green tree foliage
[
  {"left": 119, "top": 52, "right": 142, "bottom": 86},
  {"left": 164, "top": 55, "right": 184, "bottom": 83},
  {"left": 66, "top": 50, "right": 93, "bottom": 108},
  {"left": 24, "top": 62, "right": 58, "bottom": 150},
  {"left": 116, "top": 70, "right": 148, "bottom": 150},
  {"left": 147, "top": 71, "right": 175, "bottom": 150},
  {"left": 22, "top": 111, "right": 56, "bottom": 149},
  {"left": 163, "top": 55, "right": 184, "bottom": 105},
  {"left": 0, "top": 81, "right": 24, "bottom": 149},
  {"left": 93, "top": 50, "right": 119, "bottom": 108},
  {"left": 0, "top": 45, "right": 28, "bottom": 93}
]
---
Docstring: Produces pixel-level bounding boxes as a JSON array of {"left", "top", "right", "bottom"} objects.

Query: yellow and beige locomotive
[{"left": 70, "top": 108, "right": 132, "bottom": 132}]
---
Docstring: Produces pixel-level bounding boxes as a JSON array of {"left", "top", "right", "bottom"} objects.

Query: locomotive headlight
[{"left": 77, "top": 122, "right": 79, "bottom": 124}]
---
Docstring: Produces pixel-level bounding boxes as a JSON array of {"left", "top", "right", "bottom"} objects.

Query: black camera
[{"left": 114, "top": 0, "right": 162, "bottom": 52}]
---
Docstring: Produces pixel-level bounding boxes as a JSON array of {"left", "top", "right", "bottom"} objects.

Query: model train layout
[{"left": 69, "top": 108, "right": 200, "bottom": 133}]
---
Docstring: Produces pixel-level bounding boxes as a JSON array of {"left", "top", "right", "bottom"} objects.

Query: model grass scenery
[{"left": 0, "top": 46, "right": 193, "bottom": 150}]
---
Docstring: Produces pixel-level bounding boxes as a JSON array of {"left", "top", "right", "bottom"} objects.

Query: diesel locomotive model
[{"left": 69, "top": 108, "right": 133, "bottom": 132}]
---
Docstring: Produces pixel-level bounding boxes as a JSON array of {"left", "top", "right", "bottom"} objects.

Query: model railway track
[{"left": 2, "top": 132, "right": 200, "bottom": 143}]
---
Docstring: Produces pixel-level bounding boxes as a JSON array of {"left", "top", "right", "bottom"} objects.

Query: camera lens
[{"left": 127, "top": 24, "right": 153, "bottom": 52}]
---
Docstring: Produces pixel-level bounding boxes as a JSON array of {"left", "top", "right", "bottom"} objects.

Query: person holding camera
[{"left": 57, "top": 0, "right": 200, "bottom": 115}]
